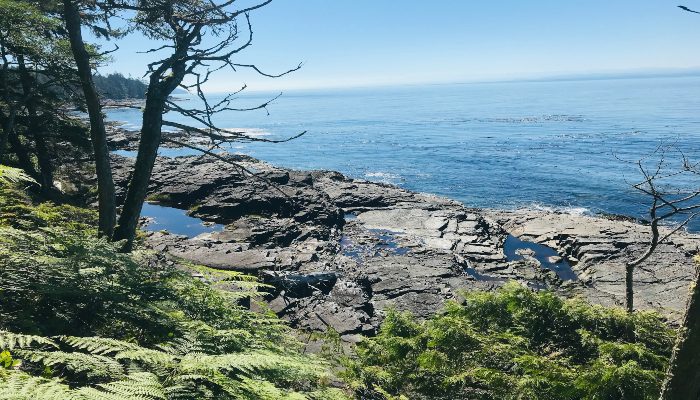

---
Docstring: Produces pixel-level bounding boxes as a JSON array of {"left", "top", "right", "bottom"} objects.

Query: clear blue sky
[{"left": 97, "top": 0, "right": 700, "bottom": 92}]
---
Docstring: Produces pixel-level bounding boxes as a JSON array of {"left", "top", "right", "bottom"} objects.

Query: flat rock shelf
[{"left": 109, "top": 130, "right": 700, "bottom": 340}]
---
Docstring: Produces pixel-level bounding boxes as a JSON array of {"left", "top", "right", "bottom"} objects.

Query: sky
[{"left": 97, "top": 0, "right": 700, "bottom": 92}]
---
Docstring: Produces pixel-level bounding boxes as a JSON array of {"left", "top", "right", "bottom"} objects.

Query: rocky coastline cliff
[{"left": 109, "top": 128, "right": 700, "bottom": 341}]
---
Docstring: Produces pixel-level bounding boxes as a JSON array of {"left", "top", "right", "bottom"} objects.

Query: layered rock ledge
[{"left": 111, "top": 151, "right": 699, "bottom": 339}]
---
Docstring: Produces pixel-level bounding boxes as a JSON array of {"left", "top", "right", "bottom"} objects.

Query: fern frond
[
  {"left": 187, "top": 263, "right": 260, "bottom": 282},
  {"left": 156, "top": 335, "right": 213, "bottom": 356},
  {"left": 182, "top": 350, "right": 323, "bottom": 377},
  {"left": 238, "top": 376, "right": 308, "bottom": 400},
  {"left": 76, "top": 372, "right": 166, "bottom": 400},
  {"left": 0, "top": 331, "right": 58, "bottom": 351},
  {"left": 0, "top": 166, "right": 36, "bottom": 187},
  {"left": 0, "top": 370, "right": 79, "bottom": 400},
  {"left": 14, "top": 350, "right": 125, "bottom": 381},
  {"left": 113, "top": 348, "right": 176, "bottom": 368},
  {"left": 59, "top": 336, "right": 143, "bottom": 356}
]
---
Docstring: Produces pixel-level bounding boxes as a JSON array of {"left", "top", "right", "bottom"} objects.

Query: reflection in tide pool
[
  {"left": 140, "top": 202, "right": 224, "bottom": 237},
  {"left": 503, "top": 235, "right": 577, "bottom": 281}
]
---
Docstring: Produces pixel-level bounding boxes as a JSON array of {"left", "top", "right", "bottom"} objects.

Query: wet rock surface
[
  {"left": 112, "top": 149, "right": 699, "bottom": 335},
  {"left": 486, "top": 210, "right": 700, "bottom": 321}
]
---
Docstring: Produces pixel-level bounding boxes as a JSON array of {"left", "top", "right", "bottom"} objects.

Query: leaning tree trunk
[
  {"left": 17, "top": 55, "right": 53, "bottom": 195},
  {"left": 659, "top": 265, "right": 700, "bottom": 399},
  {"left": 63, "top": 0, "right": 116, "bottom": 237},
  {"left": 113, "top": 51, "right": 186, "bottom": 251},
  {"left": 112, "top": 91, "right": 166, "bottom": 251}
]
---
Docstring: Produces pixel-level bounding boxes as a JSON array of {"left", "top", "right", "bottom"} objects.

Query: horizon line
[{"left": 200, "top": 66, "right": 700, "bottom": 95}]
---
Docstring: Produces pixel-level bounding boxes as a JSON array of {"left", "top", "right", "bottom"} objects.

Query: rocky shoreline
[{"left": 108, "top": 128, "right": 699, "bottom": 339}]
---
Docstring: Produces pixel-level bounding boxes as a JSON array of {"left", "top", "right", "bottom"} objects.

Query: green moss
[{"left": 146, "top": 193, "right": 172, "bottom": 203}]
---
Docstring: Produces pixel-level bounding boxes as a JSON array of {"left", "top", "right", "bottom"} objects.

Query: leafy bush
[
  {"left": 0, "top": 167, "right": 347, "bottom": 399},
  {"left": 343, "top": 284, "right": 674, "bottom": 400}
]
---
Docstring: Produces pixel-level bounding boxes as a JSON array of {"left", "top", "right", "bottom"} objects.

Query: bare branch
[
  {"left": 162, "top": 120, "right": 305, "bottom": 143},
  {"left": 679, "top": 5, "right": 700, "bottom": 14}
]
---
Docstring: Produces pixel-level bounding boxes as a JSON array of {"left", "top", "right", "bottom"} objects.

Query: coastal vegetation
[
  {"left": 0, "top": 170, "right": 681, "bottom": 399},
  {"left": 0, "top": 166, "right": 344, "bottom": 399},
  {"left": 344, "top": 284, "right": 674, "bottom": 400},
  {"left": 0, "top": 0, "right": 698, "bottom": 399}
]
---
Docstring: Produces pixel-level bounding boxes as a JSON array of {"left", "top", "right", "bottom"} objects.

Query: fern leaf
[
  {"left": 76, "top": 372, "right": 166, "bottom": 400},
  {"left": 14, "top": 349, "right": 125, "bottom": 381},
  {"left": 60, "top": 336, "right": 143, "bottom": 356},
  {"left": 0, "top": 370, "right": 80, "bottom": 400},
  {"left": 0, "top": 166, "right": 36, "bottom": 187},
  {"left": 0, "top": 332, "right": 58, "bottom": 351},
  {"left": 111, "top": 349, "right": 174, "bottom": 367}
]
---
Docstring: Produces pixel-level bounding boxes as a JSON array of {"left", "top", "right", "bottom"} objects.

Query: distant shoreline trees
[{"left": 92, "top": 73, "right": 147, "bottom": 100}]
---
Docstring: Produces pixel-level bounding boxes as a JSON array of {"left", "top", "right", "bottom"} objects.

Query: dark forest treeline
[{"left": 92, "top": 73, "right": 146, "bottom": 99}]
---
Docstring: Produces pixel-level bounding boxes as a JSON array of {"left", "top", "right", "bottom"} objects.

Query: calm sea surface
[{"left": 107, "top": 76, "right": 700, "bottom": 230}]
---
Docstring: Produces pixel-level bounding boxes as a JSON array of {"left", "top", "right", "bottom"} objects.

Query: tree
[
  {"left": 654, "top": 156, "right": 700, "bottom": 396},
  {"left": 619, "top": 146, "right": 700, "bottom": 399},
  {"left": 619, "top": 145, "right": 700, "bottom": 313},
  {"left": 654, "top": 6, "right": 700, "bottom": 399},
  {"left": 16, "top": 55, "right": 54, "bottom": 194},
  {"left": 92, "top": 72, "right": 148, "bottom": 99},
  {"left": 62, "top": 0, "right": 117, "bottom": 237},
  {"left": 110, "top": 0, "right": 301, "bottom": 250},
  {"left": 0, "top": 0, "right": 77, "bottom": 194}
]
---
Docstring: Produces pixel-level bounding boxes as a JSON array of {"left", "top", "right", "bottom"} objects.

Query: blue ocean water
[{"left": 107, "top": 76, "right": 700, "bottom": 229}]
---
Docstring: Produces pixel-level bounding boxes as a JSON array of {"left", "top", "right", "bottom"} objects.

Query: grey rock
[{"left": 109, "top": 135, "right": 699, "bottom": 334}]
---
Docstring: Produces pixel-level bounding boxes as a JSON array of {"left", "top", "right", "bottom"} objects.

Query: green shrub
[
  {"left": 0, "top": 167, "right": 348, "bottom": 399},
  {"left": 343, "top": 283, "right": 674, "bottom": 400}
]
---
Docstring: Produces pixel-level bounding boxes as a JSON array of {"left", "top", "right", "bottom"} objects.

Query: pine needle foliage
[
  {"left": 0, "top": 172, "right": 348, "bottom": 400},
  {"left": 343, "top": 283, "right": 675, "bottom": 400}
]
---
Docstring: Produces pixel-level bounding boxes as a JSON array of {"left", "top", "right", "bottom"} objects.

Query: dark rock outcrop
[{"left": 110, "top": 147, "right": 699, "bottom": 335}]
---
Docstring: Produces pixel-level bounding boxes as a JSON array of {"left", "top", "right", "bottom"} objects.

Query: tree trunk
[
  {"left": 63, "top": 0, "right": 116, "bottom": 237},
  {"left": 626, "top": 264, "right": 634, "bottom": 313},
  {"left": 0, "top": 41, "right": 15, "bottom": 164},
  {"left": 112, "top": 89, "right": 166, "bottom": 251},
  {"left": 0, "top": 107, "right": 17, "bottom": 165},
  {"left": 626, "top": 215, "right": 660, "bottom": 313},
  {"left": 659, "top": 267, "right": 700, "bottom": 399},
  {"left": 113, "top": 47, "right": 186, "bottom": 251},
  {"left": 17, "top": 55, "right": 53, "bottom": 195},
  {"left": 7, "top": 131, "right": 38, "bottom": 180}
]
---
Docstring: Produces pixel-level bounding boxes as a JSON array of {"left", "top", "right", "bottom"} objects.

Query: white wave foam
[
  {"left": 221, "top": 128, "right": 270, "bottom": 137},
  {"left": 117, "top": 122, "right": 141, "bottom": 132},
  {"left": 365, "top": 171, "right": 399, "bottom": 179},
  {"left": 526, "top": 203, "right": 590, "bottom": 216},
  {"left": 364, "top": 171, "right": 401, "bottom": 184}
]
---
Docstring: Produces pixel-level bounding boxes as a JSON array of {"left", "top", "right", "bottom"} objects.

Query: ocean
[{"left": 107, "top": 75, "right": 700, "bottom": 230}]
